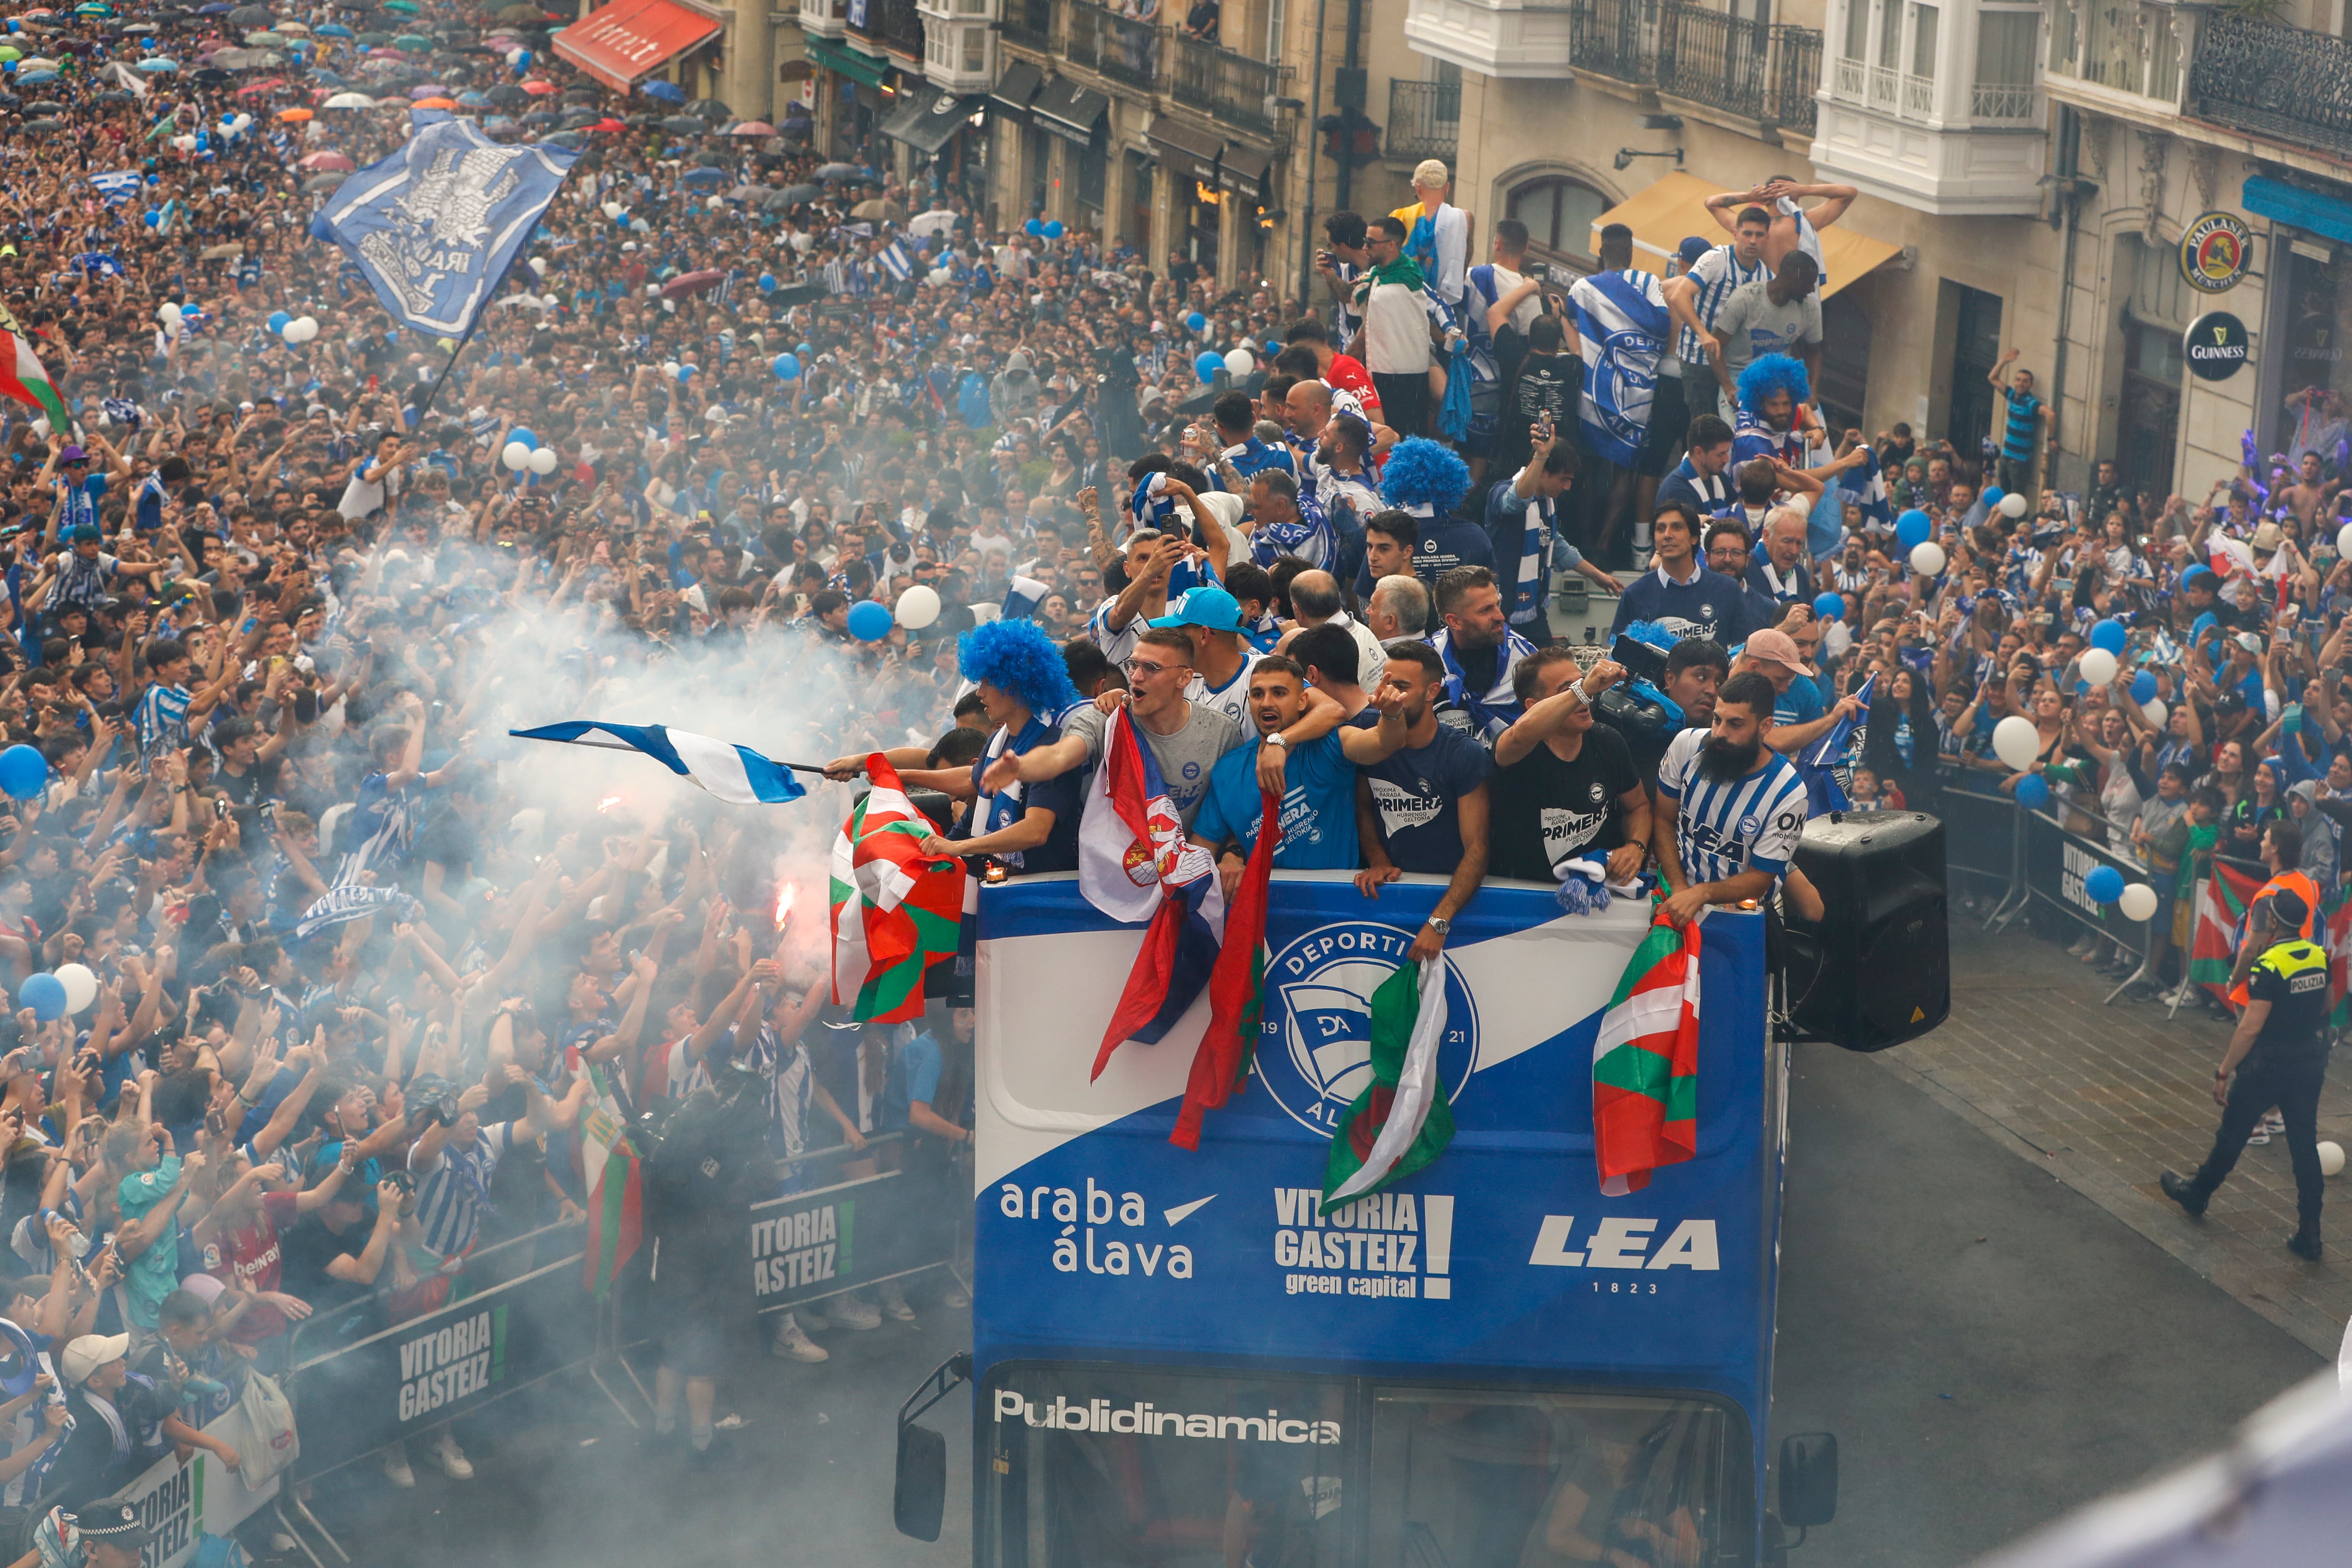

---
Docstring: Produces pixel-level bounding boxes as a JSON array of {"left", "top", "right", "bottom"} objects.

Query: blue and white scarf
[{"left": 1431, "top": 626, "right": 1538, "bottom": 743}]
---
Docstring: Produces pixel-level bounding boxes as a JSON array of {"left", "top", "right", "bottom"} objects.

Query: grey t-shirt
[
  {"left": 1064, "top": 701, "right": 1244, "bottom": 829},
  {"left": 1711, "top": 278, "right": 1823, "bottom": 382}
]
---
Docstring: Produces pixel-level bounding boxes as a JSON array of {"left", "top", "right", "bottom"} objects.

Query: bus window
[
  {"left": 982, "top": 1364, "right": 1351, "bottom": 1568},
  {"left": 1366, "top": 1388, "right": 1747, "bottom": 1568}
]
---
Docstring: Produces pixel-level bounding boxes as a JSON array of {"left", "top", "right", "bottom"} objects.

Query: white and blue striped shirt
[
  {"left": 1656, "top": 728, "right": 1810, "bottom": 884},
  {"left": 410, "top": 1120, "right": 517, "bottom": 1257},
  {"left": 1676, "top": 244, "right": 1769, "bottom": 366}
]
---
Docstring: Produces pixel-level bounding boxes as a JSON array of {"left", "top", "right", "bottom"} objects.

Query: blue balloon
[
  {"left": 1043, "top": 220, "right": 1064, "bottom": 239},
  {"left": 2013, "top": 773, "right": 2050, "bottom": 810},
  {"left": 1896, "top": 509, "right": 1932, "bottom": 549},
  {"left": 1024, "top": 218, "right": 1044, "bottom": 237},
  {"left": 266, "top": 310, "right": 291, "bottom": 333},
  {"left": 2131, "top": 670, "right": 2158, "bottom": 703},
  {"left": 772, "top": 352, "right": 801, "bottom": 380},
  {"left": 1980, "top": 485, "right": 2005, "bottom": 513},
  {"left": 758, "top": 272, "right": 777, "bottom": 293},
  {"left": 1194, "top": 351, "right": 1223, "bottom": 383},
  {"left": 0, "top": 744, "right": 43, "bottom": 801},
  {"left": 509, "top": 428, "right": 537, "bottom": 451},
  {"left": 17, "top": 973, "right": 64, "bottom": 1023},
  {"left": 2083, "top": 865, "right": 2126, "bottom": 905},
  {"left": 143, "top": 209, "right": 160, "bottom": 228},
  {"left": 1186, "top": 311, "right": 1206, "bottom": 333},
  {"left": 1812, "top": 591, "right": 1844, "bottom": 620},
  {"left": 675, "top": 363, "right": 695, "bottom": 382},
  {"left": 845, "top": 599, "right": 894, "bottom": 642},
  {"left": 1263, "top": 340, "right": 1280, "bottom": 358},
  {"left": 2088, "top": 618, "right": 2127, "bottom": 654}
]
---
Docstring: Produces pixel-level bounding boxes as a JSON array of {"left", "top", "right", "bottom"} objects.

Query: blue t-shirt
[
  {"left": 1361, "top": 728, "right": 1492, "bottom": 874},
  {"left": 1192, "top": 732, "right": 1359, "bottom": 870},
  {"left": 1773, "top": 674, "right": 1825, "bottom": 731}
]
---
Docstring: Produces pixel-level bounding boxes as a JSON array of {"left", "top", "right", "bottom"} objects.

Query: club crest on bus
[{"left": 1257, "top": 922, "right": 1479, "bottom": 1134}]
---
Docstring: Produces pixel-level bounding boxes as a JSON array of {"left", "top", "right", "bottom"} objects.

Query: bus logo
[{"left": 1258, "top": 922, "right": 1480, "bottom": 1134}]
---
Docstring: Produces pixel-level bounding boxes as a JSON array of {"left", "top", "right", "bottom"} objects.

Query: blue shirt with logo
[{"left": 1192, "top": 732, "right": 1358, "bottom": 870}]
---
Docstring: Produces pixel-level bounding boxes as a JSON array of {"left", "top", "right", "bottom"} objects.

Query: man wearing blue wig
[{"left": 913, "top": 619, "right": 1087, "bottom": 876}]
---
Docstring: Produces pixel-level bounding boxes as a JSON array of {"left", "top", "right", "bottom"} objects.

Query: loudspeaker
[{"left": 1782, "top": 810, "right": 1949, "bottom": 1051}]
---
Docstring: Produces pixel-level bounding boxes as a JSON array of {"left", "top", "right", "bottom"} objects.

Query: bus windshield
[{"left": 981, "top": 1362, "right": 1749, "bottom": 1568}]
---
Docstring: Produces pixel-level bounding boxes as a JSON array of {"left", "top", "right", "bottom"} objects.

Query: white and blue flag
[
  {"left": 1796, "top": 672, "right": 1873, "bottom": 815},
  {"left": 1565, "top": 269, "right": 1669, "bottom": 469},
  {"left": 878, "top": 238, "right": 912, "bottom": 283},
  {"left": 1001, "top": 575, "right": 1052, "bottom": 621},
  {"left": 509, "top": 720, "right": 808, "bottom": 804},
  {"left": 88, "top": 172, "right": 143, "bottom": 206},
  {"left": 310, "top": 110, "right": 577, "bottom": 338}
]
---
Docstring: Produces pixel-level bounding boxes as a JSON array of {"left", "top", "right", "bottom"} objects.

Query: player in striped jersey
[{"left": 1653, "top": 670, "right": 1812, "bottom": 926}]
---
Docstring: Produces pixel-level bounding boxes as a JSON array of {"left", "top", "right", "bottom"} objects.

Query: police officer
[{"left": 2161, "top": 887, "right": 2331, "bottom": 1260}]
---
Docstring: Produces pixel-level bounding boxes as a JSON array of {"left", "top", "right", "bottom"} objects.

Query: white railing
[
  {"left": 1865, "top": 61, "right": 1900, "bottom": 111},
  {"left": 1900, "top": 69, "right": 1935, "bottom": 117},
  {"left": 1831, "top": 53, "right": 1867, "bottom": 102},
  {"left": 1970, "top": 80, "right": 2035, "bottom": 120}
]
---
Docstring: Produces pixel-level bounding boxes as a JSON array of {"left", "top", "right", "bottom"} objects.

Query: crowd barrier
[{"left": 107, "top": 1422, "right": 281, "bottom": 1568}]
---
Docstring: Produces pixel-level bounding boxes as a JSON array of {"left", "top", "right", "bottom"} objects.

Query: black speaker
[{"left": 1782, "top": 810, "right": 1949, "bottom": 1051}]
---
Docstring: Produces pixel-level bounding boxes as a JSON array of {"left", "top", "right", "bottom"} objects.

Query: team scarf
[
  {"left": 830, "top": 755, "right": 965, "bottom": 1024},
  {"left": 1250, "top": 486, "right": 1337, "bottom": 572},
  {"left": 1593, "top": 904, "right": 1701, "bottom": 1195},
  {"left": 1431, "top": 625, "right": 1537, "bottom": 742},
  {"left": 1173, "top": 787, "right": 1281, "bottom": 1151},
  {"left": 1322, "top": 955, "right": 1454, "bottom": 1211},
  {"left": 971, "top": 715, "right": 1058, "bottom": 866},
  {"left": 1503, "top": 484, "right": 1555, "bottom": 626}
]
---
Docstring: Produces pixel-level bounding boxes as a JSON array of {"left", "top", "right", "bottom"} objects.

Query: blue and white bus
[{"left": 897, "top": 872, "right": 1838, "bottom": 1567}]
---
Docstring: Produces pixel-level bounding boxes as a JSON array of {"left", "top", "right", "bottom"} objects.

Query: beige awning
[{"left": 1588, "top": 171, "right": 1900, "bottom": 299}]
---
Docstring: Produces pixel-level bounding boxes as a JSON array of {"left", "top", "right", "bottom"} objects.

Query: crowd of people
[{"left": 0, "top": 0, "right": 2338, "bottom": 1553}]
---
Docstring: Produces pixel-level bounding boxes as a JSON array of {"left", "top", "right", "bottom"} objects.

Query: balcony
[
  {"left": 849, "top": 0, "right": 928, "bottom": 58},
  {"left": 2185, "top": 11, "right": 2352, "bottom": 166},
  {"left": 1401, "top": 0, "right": 1575, "bottom": 79},
  {"left": 798, "top": 0, "right": 847, "bottom": 39},
  {"left": 1808, "top": 0, "right": 2046, "bottom": 214},
  {"left": 1000, "top": 0, "right": 1052, "bottom": 49},
  {"left": 1570, "top": 0, "right": 1655, "bottom": 85},
  {"left": 917, "top": 0, "right": 995, "bottom": 91},
  {"left": 1387, "top": 77, "right": 1461, "bottom": 163},
  {"left": 1170, "top": 35, "right": 1288, "bottom": 133},
  {"left": 2042, "top": 0, "right": 2183, "bottom": 113},
  {"left": 1653, "top": 6, "right": 1820, "bottom": 131},
  {"left": 1065, "top": 0, "right": 1159, "bottom": 91}
]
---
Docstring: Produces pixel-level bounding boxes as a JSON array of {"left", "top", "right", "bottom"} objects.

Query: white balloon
[
  {"left": 601, "top": 202, "right": 624, "bottom": 221},
  {"left": 155, "top": 302, "right": 181, "bottom": 325},
  {"left": 1998, "top": 492, "right": 2028, "bottom": 519},
  {"left": 501, "top": 440, "right": 531, "bottom": 471},
  {"left": 294, "top": 317, "right": 318, "bottom": 342},
  {"left": 1909, "top": 541, "right": 1946, "bottom": 578},
  {"left": 54, "top": 963, "right": 98, "bottom": 1015},
  {"left": 528, "top": 256, "right": 548, "bottom": 276},
  {"left": 282, "top": 320, "right": 302, "bottom": 344},
  {"left": 528, "top": 446, "right": 559, "bottom": 475},
  {"left": 2338, "top": 522, "right": 2352, "bottom": 558},
  {"left": 1223, "top": 348, "right": 1255, "bottom": 377},
  {"left": 645, "top": 283, "right": 661, "bottom": 296},
  {"left": 2142, "top": 697, "right": 2168, "bottom": 727},
  {"left": 1992, "top": 714, "right": 2042, "bottom": 772},
  {"left": 2076, "top": 647, "right": 2118, "bottom": 687},
  {"left": 2321, "top": 1140, "right": 2346, "bottom": 1178},
  {"left": 2117, "top": 882, "right": 2159, "bottom": 923},
  {"left": 661, "top": 360, "right": 680, "bottom": 377},
  {"left": 707, "top": 196, "right": 723, "bottom": 211},
  {"left": 896, "top": 584, "right": 942, "bottom": 629}
]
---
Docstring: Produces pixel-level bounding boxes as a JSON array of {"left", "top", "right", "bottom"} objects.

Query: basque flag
[{"left": 1078, "top": 706, "right": 1226, "bottom": 1078}]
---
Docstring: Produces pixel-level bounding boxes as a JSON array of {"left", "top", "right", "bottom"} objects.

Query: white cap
[{"left": 62, "top": 1333, "right": 129, "bottom": 1385}]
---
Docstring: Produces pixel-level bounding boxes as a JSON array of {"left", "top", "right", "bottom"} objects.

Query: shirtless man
[{"left": 1704, "top": 176, "right": 1859, "bottom": 285}]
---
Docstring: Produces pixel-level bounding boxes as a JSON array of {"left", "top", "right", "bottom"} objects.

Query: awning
[
  {"left": 549, "top": 0, "right": 720, "bottom": 92},
  {"left": 1147, "top": 113, "right": 1222, "bottom": 185},
  {"left": 990, "top": 57, "right": 1043, "bottom": 119},
  {"left": 2244, "top": 175, "right": 2352, "bottom": 247},
  {"left": 1586, "top": 171, "right": 1901, "bottom": 300},
  {"left": 883, "top": 88, "right": 983, "bottom": 154},
  {"left": 804, "top": 34, "right": 888, "bottom": 89},
  {"left": 1029, "top": 75, "right": 1107, "bottom": 145},
  {"left": 1216, "top": 143, "right": 1272, "bottom": 200}
]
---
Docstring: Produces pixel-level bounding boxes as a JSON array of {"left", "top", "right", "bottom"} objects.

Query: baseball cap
[
  {"left": 1677, "top": 235, "right": 1712, "bottom": 269},
  {"left": 58, "top": 445, "right": 87, "bottom": 465},
  {"left": 2234, "top": 631, "right": 2265, "bottom": 654},
  {"left": 1149, "top": 585, "right": 1243, "bottom": 632},
  {"left": 1742, "top": 628, "right": 1817, "bottom": 677},
  {"left": 66, "top": 1498, "right": 153, "bottom": 1551},
  {"left": 2252, "top": 521, "right": 2283, "bottom": 552},
  {"left": 61, "top": 1332, "right": 129, "bottom": 1385}
]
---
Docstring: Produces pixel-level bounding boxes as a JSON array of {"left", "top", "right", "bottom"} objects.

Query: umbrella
[
  {"left": 15, "top": 71, "right": 59, "bottom": 85},
  {"left": 18, "top": 56, "right": 60, "bottom": 69},
  {"left": 589, "top": 115, "right": 623, "bottom": 132},
  {"left": 485, "top": 82, "right": 525, "bottom": 104},
  {"left": 518, "top": 78, "right": 555, "bottom": 94},
  {"left": 195, "top": 1, "right": 231, "bottom": 9},
  {"left": 22, "top": 117, "right": 62, "bottom": 130},
  {"left": 120, "top": 19, "right": 154, "bottom": 30},
  {"left": 483, "top": 112, "right": 514, "bottom": 130},
  {"left": 660, "top": 268, "right": 725, "bottom": 298},
  {"left": 636, "top": 78, "right": 683, "bottom": 104},
  {"left": 244, "top": 30, "right": 283, "bottom": 44},
  {"left": 23, "top": 98, "right": 65, "bottom": 111},
  {"left": 199, "top": 241, "right": 243, "bottom": 259},
  {"left": 692, "top": 149, "right": 727, "bottom": 167},
  {"left": 658, "top": 113, "right": 700, "bottom": 133},
  {"left": 322, "top": 89, "right": 370, "bottom": 105},
  {"left": 299, "top": 149, "right": 352, "bottom": 168},
  {"left": 411, "top": 95, "right": 453, "bottom": 108},
  {"left": 518, "top": 109, "right": 555, "bottom": 127},
  {"left": 302, "top": 171, "right": 345, "bottom": 192},
  {"left": 225, "top": 2, "right": 270, "bottom": 22},
  {"left": 404, "top": 80, "right": 440, "bottom": 95},
  {"left": 850, "top": 197, "right": 902, "bottom": 221},
  {"left": 556, "top": 106, "right": 596, "bottom": 126},
  {"left": 233, "top": 74, "right": 281, "bottom": 90},
  {"left": 686, "top": 97, "right": 729, "bottom": 119},
  {"left": 192, "top": 66, "right": 229, "bottom": 82},
  {"left": 537, "top": 129, "right": 581, "bottom": 147},
  {"left": 275, "top": 105, "right": 309, "bottom": 120},
  {"left": 315, "top": 22, "right": 352, "bottom": 36},
  {"left": 392, "top": 31, "right": 427, "bottom": 46},
  {"left": 379, "top": 0, "right": 419, "bottom": 12},
  {"left": 0, "top": 47, "right": 16, "bottom": 60},
  {"left": 679, "top": 165, "right": 725, "bottom": 186},
  {"left": 622, "top": 111, "right": 658, "bottom": 125},
  {"left": 134, "top": 51, "right": 176, "bottom": 70},
  {"left": 727, "top": 119, "right": 774, "bottom": 136},
  {"left": 779, "top": 182, "right": 819, "bottom": 202},
  {"left": 814, "top": 161, "right": 859, "bottom": 182},
  {"left": 96, "top": 88, "right": 134, "bottom": 101},
  {"left": 274, "top": 18, "right": 306, "bottom": 31},
  {"left": 455, "top": 89, "right": 487, "bottom": 105},
  {"left": 560, "top": 85, "right": 597, "bottom": 101}
]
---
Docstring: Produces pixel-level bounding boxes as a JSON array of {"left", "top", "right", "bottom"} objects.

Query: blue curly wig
[
  {"left": 1736, "top": 353, "right": 1812, "bottom": 416},
  {"left": 958, "top": 617, "right": 1082, "bottom": 718},
  {"left": 1379, "top": 437, "right": 1471, "bottom": 517}
]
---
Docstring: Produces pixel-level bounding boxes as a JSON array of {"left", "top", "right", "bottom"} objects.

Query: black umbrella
[
  {"left": 24, "top": 101, "right": 67, "bottom": 113},
  {"left": 557, "top": 107, "right": 597, "bottom": 127},
  {"left": 23, "top": 118, "right": 63, "bottom": 131},
  {"left": 303, "top": 171, "right": 344, "bottom": 191},
  {"left": 779, "top": 183, "right": 820, "bottom": 202},
  {"left": 227, "top": 3, "right": 273, "bottom": 23},
  {"left": 692, "top": 149, "right": 726, "bottom": 167},
  {"left": 486, "top": 82, "right": 526, "bottom": 106},
  {"left": 686, "top": 97, "right": 729, "bottom": 120},
  {"left": 192, "top": 66, "right": 230, "bottom": 82},
  {"left": 658, "top": 113, "right": 701, "bottom": 134},
  {"left": 539, "top": 129, "right": 583, "bottom": 148},
  {"left": 96, "top": 89, "right": 135, "bottom": 102},
  {"left": 519, "top": 109, "right": 556, "bottom": 127},
  {"left": 814, "top": 161, "right": 859, "bottom": 182},
  {"left": 623, "top": 111, "right": 659, "bottom": 126}
]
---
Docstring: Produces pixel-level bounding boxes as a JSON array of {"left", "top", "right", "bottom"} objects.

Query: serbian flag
[
  {"left": 1079, "top": 705, "right": 1226, "bottom": 1077},
  {"left": 1173, "top": 788, "right": 1279, "bottom": 1150},
  {"left": 0, "top": 302, "right": 69, "bottom": 435},
  {"left": 831, "top": 756, "right": 965, "bottom": 1024},
  {"left": 1593, "top": 905, "right": 1701, "bottom": 1196}
]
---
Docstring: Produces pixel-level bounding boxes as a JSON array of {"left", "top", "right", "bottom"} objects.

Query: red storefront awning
[{"left": 551, "top": 0, "right": 723, "bottom": 92}]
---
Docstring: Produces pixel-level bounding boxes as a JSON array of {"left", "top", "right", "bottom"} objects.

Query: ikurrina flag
[
  {"left": 0, "top": 302, "right": 70, "bottom": 436},
  {"left": 1173, "top": 786, "right": 1280, "bottom": 1151},
  {"left": 2189, "top": 862, "right": 2317, "bottom": 1007},
  {"left": 576, "top": 1060, "right": 642, "bottom": 1298},
  {"left": 1593, "top": 907, "right": 1701, "bottom": 1196},
  {"left": 1080, "top": 705, "right": 1225, "bottom": 1077},
  {"left": 1321, "top": 955, "right": 1453, "bottom": 1213},
  {"left": 831, "top": 755, "right": 964, "bottom": 1024}
]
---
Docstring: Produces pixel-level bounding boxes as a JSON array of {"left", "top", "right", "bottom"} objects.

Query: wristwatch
[
  {"left": 1426, "top": 916, "right": 1451, "bottom": 935},
  {"left": 1264, "top": 732, "right": 1287, "bottom": 748}
]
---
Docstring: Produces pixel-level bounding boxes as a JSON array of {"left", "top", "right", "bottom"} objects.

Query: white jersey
[
  {"left": 1656, "top": 729, "right": 1810, "bottom": 885},
  {"left": 1184, "top": 653, "right": 1263, "bottom": 730}
]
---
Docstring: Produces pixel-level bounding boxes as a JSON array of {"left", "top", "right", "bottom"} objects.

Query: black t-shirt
[
  {"left": 1360, "top": 728, "right": 1492, "bottom": 874},
  {"left": 2247, "top": 938, "right": 2333, "bottom": 1065},
  {"left": 1489, "top": 722, "right": 1641, "bottom": 881},
  {"left": 278, "top": 1211, "right": 377, "bottom": 1319},
  {"left": 1593, "top": 713, "right": 1695, "bottom": 797}
]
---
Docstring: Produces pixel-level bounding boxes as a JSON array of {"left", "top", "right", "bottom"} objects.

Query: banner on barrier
[
  {"left": 112, "top": 1431, "right": 279, "bottom": 1568},
  {"left": 748, "top": 1167, "right": 953, "bottom": 1313},
  {"left": 2024, "top": 811, "right": 2150, "bottom": 955}
]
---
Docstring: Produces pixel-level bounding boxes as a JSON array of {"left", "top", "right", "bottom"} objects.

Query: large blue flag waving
[
  {"left": 310, "top": 111, "right": 575, "bottom": 338},
  {"left": 1796, "top": 673, "right": 1875, "bottom": 815},
  {"left": 510, "top": 721, "right": 808, "bottom": 805}
]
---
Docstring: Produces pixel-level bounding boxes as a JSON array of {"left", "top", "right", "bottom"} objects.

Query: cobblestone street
[{"left": 1877, "top": 923, "right": 2352, "bottom": 1356}]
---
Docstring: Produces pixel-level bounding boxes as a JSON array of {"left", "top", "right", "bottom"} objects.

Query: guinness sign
[{"left": 2184, "top": 310, "right": 2250, "bottom": 382}]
